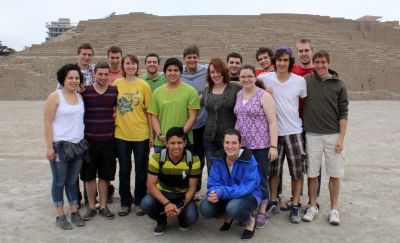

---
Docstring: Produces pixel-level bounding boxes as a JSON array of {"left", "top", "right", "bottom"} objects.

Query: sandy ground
[{"left": 0, "top": 101, "right": 399, "bottom": 243}]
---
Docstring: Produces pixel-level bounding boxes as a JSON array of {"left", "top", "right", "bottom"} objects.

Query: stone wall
[{"left": 0, "top": 13, "right": 399, "bottom": 100}]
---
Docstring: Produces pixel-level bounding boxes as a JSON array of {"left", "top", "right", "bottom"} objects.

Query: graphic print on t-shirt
[{"left": 118, "top": 90, "right": 140, "bottom": 115}]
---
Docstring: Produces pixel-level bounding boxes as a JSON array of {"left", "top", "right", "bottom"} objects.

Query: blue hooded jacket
[{"left": 206, "top": 148, "right": 262, "bottom": 205}]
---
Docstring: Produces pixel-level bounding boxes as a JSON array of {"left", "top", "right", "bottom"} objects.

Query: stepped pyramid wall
[{"left": 1, "top": 12, "right": 400, "bottom": 100}]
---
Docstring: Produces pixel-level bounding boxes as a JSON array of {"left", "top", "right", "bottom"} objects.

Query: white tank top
[{"left": 53, "top": 90, "right": 85, "bottom": 143}]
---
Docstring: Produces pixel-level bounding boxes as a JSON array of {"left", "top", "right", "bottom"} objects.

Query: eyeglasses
[
  {"left": 239, "top": 75, "right": 256, "bottom": 80},
  {"left": 275, "top": 45, "right": 292, "bottom": 56}
]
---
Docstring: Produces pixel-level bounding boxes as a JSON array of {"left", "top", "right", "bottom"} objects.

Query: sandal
[{"left": 280, "top": 197, "right": 301, "bottom": 211}]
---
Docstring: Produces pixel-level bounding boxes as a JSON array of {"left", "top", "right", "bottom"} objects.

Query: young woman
[
  {"left": 200, "top": 129, "right": 261, "bottom": 240},
  {"left": 112, "top": 54, "right": 153, "bottom": 216},
  {"left": 234, "top": 65, "right": 278, "bottom": 229},
  {"left": 202, "top": 58, "right": 241, "bottom": 174},
  {"left": 44, "top": 64, "right": 86, "bottom": 230}
]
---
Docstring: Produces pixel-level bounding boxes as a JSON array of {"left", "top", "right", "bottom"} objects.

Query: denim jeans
[
  {"left": 140, "top": 191, "right": 199, "bottom": 225},
  {"left": 199, "top": 194, "right": 258, "bottom": 224},
  {"left": 203, "top": 138, "right": 223, "bottom": 175},
  {"left": 251, "top": 148, "right": 270, "bottom": 204},
  {"left": 116, "top": 138, "right": 149, "bottom": 207},
  {"left": 49, "top": 142, "right": 83, "bottom": 207},
  {"left": 154, "top": 145, "right": 165, "bottom": 153}
]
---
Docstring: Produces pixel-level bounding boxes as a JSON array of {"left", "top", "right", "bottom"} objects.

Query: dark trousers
[
  {"left": 192, "top": 126, "right": 205, "bottom": 192},
  {"left": 116, "top": 138, "right": 149, "bottom": 207}
]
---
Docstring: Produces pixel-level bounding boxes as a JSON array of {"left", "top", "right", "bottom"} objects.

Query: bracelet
[
  {"left": 270, "top": 146, "right": 277, "bottom": 149},
  {"left": 164, "top": 201, "right": 171, "bottom": 207}
]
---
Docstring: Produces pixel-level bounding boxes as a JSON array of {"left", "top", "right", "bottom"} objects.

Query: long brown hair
[{"left": 206, "top": 58, "right": 230, "bottom": 88}]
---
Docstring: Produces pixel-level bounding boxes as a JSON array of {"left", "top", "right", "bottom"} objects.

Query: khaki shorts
[{"left": 306, "top": 133, "right": 344, "bottom": 178}]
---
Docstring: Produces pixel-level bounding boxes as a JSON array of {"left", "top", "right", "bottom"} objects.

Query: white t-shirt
[{"left": 259, "top": 72, "right": 307, "bottom": 136}]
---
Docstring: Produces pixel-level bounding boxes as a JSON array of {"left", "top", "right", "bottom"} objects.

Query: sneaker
[
  {"left": 289, "top": 205, "right": 301, "bottom": 224},
  {"left": 82, "top": 208, "right": 97, "bottom": 221},
  {"left": 153, "top": 221, "right": 167, "bottom": 236},
  {"left": 178, "top": 220, "right": 189, "bottom": 232},
  {"left": 99, "top": 207, "right": 115, "bottom": 220},
  {"left": 194, "top": 192, "right": 201, "bottom": 201},
  {"left": 304, "top": 201, "right": 320, "bottom": 213},
  {"left": 70, "top": 212, "right": 85, "bottom": 227},
  {"left": 56, "top": 215, "right": 73, "bottom": 230},
  {"left": 267, "top": 201, "right": 279, "bottom": 215},
  {"left": 255, "top": 212, "right": 269, "bottom": 229},
  {"left": 118, "top": 206, "right": 131, "bottom": 216},
  {"left": 302, "top": 206, "right": 318, "bottom": 222},
  {"left": 135, "top": 205, "right": 146, "bottom": 216},
  {"left": 328, "top": 209, "right": 340, "bottom": 225}
]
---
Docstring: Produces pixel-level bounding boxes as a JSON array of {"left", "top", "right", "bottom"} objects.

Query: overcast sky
[{"left": 1, "top": 0, "right": 398, "bottom": 51}]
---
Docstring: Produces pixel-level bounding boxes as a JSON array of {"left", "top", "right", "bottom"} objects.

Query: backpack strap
[
  {"left": 159, "top": 148, "right": 193, "bottom": 171},
  {"left": 185, "top": 149, "right": 193, "bottom": 171},
  {"left": 159, "top": 148, "right": 168, "bottom": 170}
]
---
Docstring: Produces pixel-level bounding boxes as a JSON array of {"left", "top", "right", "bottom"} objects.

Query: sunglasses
[{"left": 275, "top": 45, "right": 292, "bottom": 56}]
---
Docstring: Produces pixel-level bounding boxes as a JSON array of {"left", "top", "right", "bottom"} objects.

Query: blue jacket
[{"left": 206, "top": 148, "right": 262, "bottom": 204}]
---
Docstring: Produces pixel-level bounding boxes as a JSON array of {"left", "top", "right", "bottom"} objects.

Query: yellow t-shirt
[{"left": 112, "top": 77, "right": 152, "bottom": 141}]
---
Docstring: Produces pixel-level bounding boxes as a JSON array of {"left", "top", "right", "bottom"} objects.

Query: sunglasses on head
[{"left": 275, "top": 45, "right": 292, "bottom": 56}]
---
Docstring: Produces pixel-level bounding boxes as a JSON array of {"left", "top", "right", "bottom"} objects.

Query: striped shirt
[
  {"left": 148, "top": 151, "right": 201, "bottom": 193},
  {"left": 82, "top": 85, "right": 118, "bottom": 141}
]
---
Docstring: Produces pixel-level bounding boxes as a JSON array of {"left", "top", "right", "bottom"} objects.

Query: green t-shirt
[
  {"left": 148, "top": 151, "right": 201, "bottom": 193},
  {"left": 148, "top": 82, "right": 200, "bottom": 146},
  {"left": 140, "top": 73, "right": 168, "bottom": 92}
]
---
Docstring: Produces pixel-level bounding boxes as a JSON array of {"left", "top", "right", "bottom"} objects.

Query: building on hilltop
[{"left": 46, "top": 18, "right": 75, "bottom": 41}]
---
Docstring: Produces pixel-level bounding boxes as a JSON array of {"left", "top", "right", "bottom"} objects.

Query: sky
[{"left": 1, "top": 0, "right": 398, "bottom": 51}]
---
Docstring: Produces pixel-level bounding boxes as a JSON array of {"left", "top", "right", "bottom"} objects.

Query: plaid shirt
[{"left": 81, "top": 64, "right": 95, "bottom": 86}]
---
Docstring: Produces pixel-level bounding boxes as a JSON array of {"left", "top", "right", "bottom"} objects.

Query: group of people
[{"left": 44, "top": 39, "right": 349, "bottom": 239}]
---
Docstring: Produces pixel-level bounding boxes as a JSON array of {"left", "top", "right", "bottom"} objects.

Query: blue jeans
[
  {"left": 140, "top": 191, "right": 199, "bottom": 225},
  {"left": 49, "top": 142, "right": 83, "bottom": 207},
  {"left": 199, "top": 194, "right": 258, "bottom": 224},
  {"left": 251, "top": 148, "right": 270, "bottom": 204},
  {"left": 154, "top": 145, "right": 165, "bottom": 153},
  {"left": 203, "top": 138, "right": 223, "bottom": 175},
  {"left": 116, "top": 138, "right": 149, "bottom": 207}
]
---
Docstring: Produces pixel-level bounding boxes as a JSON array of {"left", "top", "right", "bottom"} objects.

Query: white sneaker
[
  {"left": 194, "top": 192, "right": 201, "bottom": 201},
  {"left": 302, "top": 206, "right": 319, "bottom": 222},
  {"left": 328, "top": 209, "right": 340, "bottom": 225}
]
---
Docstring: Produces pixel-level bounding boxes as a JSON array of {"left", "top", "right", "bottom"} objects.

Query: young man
[
  {"left": 107, "top": 46, "right": 123, "bottom": 84},
  {"left": 302, "top": 50, "right": 348, "bottom": 225},
  {"left": 141, "top": 127, "right": 201, "bottom": 235},
  {"left": 226, "top": 52, "right": 242, "bottom": 81},
  {"left": 180, "top": 45, "right": 207, "bottom": 198},
  {"left": 80, "top": 61, "right": 118, "bottom": 220},
  {"left": 77, "top": 43, "right": 95, "bottom": 86},
  {"left": 278, "top": 39, "right": 320, "bottom": 212},
  {"left": 259, "top": 46, "right": 307, "bottom": 224},
  {"left": 292, "top": 39, "right": 315, "bottom": 77},
  {"left": 255, "top": 47, "right": 275, "bottom": 76},
  {"left": 148, "top": 57, "right": 200, "bottom": 153},
  {"left": 140, "top": 53, "right": 167, "bottom": 92}
]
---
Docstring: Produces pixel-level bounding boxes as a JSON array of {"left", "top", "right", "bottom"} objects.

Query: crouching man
[{"left": 141, "top": 127, "right": 201, "bottom": 235}]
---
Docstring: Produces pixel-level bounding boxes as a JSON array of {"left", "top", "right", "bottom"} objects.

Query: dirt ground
[{"left": 0, "top": 101, "right": 399, "bottom": 243}]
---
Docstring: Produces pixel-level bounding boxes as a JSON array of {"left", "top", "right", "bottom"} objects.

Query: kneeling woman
[{"left": 199, "top": 129, "right": 261, "bottom": 240}]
